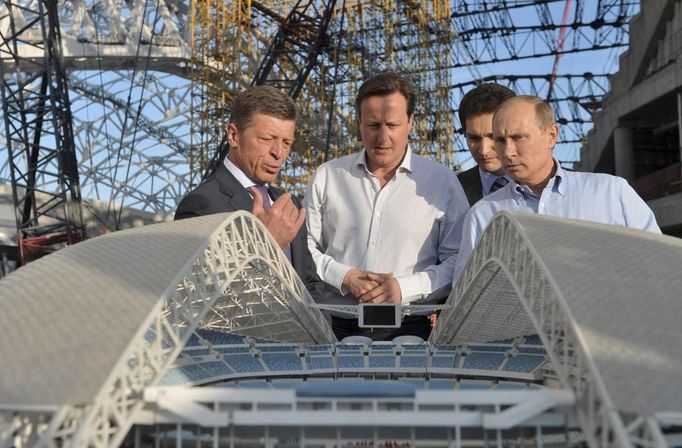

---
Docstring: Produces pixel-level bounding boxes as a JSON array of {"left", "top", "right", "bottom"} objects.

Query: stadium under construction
[{"left": 0, "top": 0, "right": 681, "bottom": 447}]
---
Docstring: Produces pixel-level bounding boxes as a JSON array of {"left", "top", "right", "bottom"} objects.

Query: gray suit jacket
[
  {"left": 174, "top": 163, "right": 324, "bottom": 297},
  {"left": 458, "top": 166, "right": 484, "bottom": 207}
]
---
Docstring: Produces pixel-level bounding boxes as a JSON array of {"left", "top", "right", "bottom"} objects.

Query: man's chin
[
  {"left": 368, "top": 155, "right": 393, "bottom": 167},
  {"left": 256, "top": 174, "right": 277, "bottom": 184}
]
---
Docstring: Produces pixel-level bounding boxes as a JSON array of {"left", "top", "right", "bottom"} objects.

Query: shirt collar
[
  {"left": 224, "top": 157, "right": 268, "bottom": 189},
  {"left": 511, "top": 158, "right": 565, "bottom": 198},
  {"left": 479, "top": 167, "right": 509, "bottom": 195},
  {"left": 355, "top": 145, "right": 413, "bottom": 174},
  {"left": 550, "top": 159, "right": 566, "bottom": 196}
]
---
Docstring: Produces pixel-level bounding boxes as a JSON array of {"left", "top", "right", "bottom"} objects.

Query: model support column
[{"left": 614, "top": 126, "right": 635, "bottom": 182}]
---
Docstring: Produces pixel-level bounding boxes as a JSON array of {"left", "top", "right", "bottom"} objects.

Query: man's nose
[
  {"left": 270, "top": 141, "right": 284, "bottom": 159},
  {"left": 495, "top": 138, "right": 514, "bottom": 158},
  {"left": 377, "top": 125, "right": 390, "bottom": 143},
  {"left": 483, "top": 137, "right": 495, "bottom": 154}
]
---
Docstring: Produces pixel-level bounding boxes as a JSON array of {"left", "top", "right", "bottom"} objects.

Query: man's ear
[
  {"left": 547, "top": 123, "right": 559, "bottom": 149},
  {"left": 407, "top": 114, "right": 414, "bottom": 132},
  {"left": 227, "top": 123, "right": 239, "bottom": 148}
]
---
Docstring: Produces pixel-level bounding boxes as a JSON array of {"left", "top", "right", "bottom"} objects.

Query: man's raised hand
[{"left": 251, "top": 188, "right": 305, "bottom": 248}]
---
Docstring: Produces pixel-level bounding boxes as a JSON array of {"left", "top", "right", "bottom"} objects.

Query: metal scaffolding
[
  {"left": 194, "top": 0, "right": 338, "bottom": 182},
  {"left": 0, "top": 0, "right": 639, "bottom": 241},
  {"left": 0, "top": 0, "right": 86, "bottom": 264}
]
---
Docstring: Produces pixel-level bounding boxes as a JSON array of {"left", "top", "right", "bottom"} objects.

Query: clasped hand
[
  {"left": 342, "top": 268, "right": 402, "bottom": 304},
  {"left": 251, "top": 188, "right": 305, "bottom": 248}
]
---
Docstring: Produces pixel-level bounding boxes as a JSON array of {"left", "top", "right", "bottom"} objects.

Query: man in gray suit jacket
[
  {"left": 457, "top": 83, "right": 516, "bottom": 206},
  {"left": 175, "top": 86, "right": 322, "bottom": 295}
]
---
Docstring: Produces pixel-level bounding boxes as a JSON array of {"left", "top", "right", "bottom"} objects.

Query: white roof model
[
  {"left": 432, "top": 211, "right": 682, "bottom": 446},
  {"left": 0, "top": 211, "right": 334, "bottom": 445},
  {"left": 1, "top": 210, "right": 681, "bottom": 447}
]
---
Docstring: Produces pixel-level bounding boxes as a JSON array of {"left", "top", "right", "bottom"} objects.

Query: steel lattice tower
[{"left": 0, "top": 0, "right": 86, "bottom": 264}]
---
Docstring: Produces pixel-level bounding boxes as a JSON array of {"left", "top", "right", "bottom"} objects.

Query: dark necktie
[
  {"left": 489, "top": 176, "right": 509, "bottom": 194},
  {"left": 251, "top": 184, "right": 292, "bottom": 262}
]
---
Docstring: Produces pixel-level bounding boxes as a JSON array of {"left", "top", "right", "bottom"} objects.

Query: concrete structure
[{"left": 580, "top": 0, "right": 682, "bottom": 236}]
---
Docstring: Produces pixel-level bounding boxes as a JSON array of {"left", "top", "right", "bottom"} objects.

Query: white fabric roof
[
  {"left": 0, "top": 212, "right": 333, "bottom": 407},
  {"left": 438, "top": 212, "right": 682, "bottom": 416}
]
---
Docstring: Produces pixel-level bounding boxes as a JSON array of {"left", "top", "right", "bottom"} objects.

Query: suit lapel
[
  {"left": 214, "top": 167, "right": 300, "bottom": 266},
  {"left": 459, "top": 167, "right": 483, "bottom": 206},
  {"left": 214, "top": 163, "right": 254, "bottom": 211},
  {"left": 269, "top": 185, "right": 285, "bottom": 201}
]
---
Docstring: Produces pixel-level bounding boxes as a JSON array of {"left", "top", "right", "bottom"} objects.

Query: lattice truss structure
[
  {"left": 449, "top": 0, "right": 639, "bottom": 166},
  {"left": 431, "top": 212, "right": 682, "bottom": 448},
  {"left": 188, "top": 0, "right": 458, "bottom": 194},
  {"left": 1, "top": 211, "right": 680, "bottom": 447},
  {"left": 0, "top": 211, "right": 335, "bottom": 447},
  {"left": 0, "top": 0, "right": 638, "bottom": 226}
]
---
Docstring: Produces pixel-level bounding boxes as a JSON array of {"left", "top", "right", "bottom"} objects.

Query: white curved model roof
[
  {"left": 0, "top": 212, "right": 334, "bottom": 408},
  {"left": 1, "top": 210, "right": 680, "bottom": 447},
  {"left": 433, "top": 212, "right": 682, "bottom": 418},
  {"left": 516, "top": 214, "right": 682, "bottom": 416}
]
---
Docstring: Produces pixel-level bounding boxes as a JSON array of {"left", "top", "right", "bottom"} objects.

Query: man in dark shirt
[{"left": 457, "top": 83, "right": 516, "bottom": 206}]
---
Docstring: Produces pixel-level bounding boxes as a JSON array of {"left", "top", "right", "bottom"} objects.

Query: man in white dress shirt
[{"left": 304, "top": 72, "right": 470, "bottom": 340}]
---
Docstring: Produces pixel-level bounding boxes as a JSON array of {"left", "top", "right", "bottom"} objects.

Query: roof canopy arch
[
  {"left": 0, "top": 211, "right": 334, "bottom": 447},
  {"left": 432, "top": 212, "right": 682, "bottom": 447}
]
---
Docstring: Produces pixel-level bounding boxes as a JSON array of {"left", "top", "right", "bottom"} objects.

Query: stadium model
[{"left": 1, "top": 211, "right": 681, "bottom": 447}]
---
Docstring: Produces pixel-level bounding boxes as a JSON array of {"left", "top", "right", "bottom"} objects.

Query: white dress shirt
[
  {"left": 224, "top": 157, "right": 271, "bottom": 205},
  {"left": 224, "top": 158, "right": 264, "bottom": 190},
  {"left": 304, "top": 148, "right": 470, "bottom": 305}
]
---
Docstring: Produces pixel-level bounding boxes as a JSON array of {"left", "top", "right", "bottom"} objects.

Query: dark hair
[
  {"left": 458, "top": 83, "right": 516, "bottom": 133},
  {"left": 231, "top": 85, "right": 296, "bottom": 130},
  {"left": 499, "top": 95, "right": 557, "bottom": 130},
  {"left": 355, "top": 72, "right": 416, "bottom": 119}
]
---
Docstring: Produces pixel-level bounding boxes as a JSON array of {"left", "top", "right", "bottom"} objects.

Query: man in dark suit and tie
[
  {"left": 174, "top": 85, "right": 321, "bottom": 293},
  {"left": 457, "top": 83, "right": 516, "bottom": 206}
]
